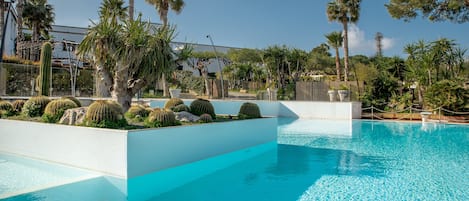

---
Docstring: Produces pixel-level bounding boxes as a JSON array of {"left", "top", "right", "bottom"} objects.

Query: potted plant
[
  {"left": 337, "top": 84, "right": 349, "bottom": 102},
  {"left": 327, "top": 87, "right": 337, "bottom": 102}
]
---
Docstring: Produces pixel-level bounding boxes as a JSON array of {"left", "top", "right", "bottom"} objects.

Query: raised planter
[
  {"left": 0, "top": 118, "right": 277, "bottom": 178},
  {"left": 328, "top": 90, "right": 337, "bottom": 102},
  {"left": 337, "top": 90, "right": 349, "bottom": 102}
]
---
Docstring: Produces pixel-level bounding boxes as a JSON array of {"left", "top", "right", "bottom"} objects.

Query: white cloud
[{"left": 345, "top": 24, "right": 395, "bottom": 56}]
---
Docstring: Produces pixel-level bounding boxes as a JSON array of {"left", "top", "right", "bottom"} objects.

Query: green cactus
[
  {"left": 172, "top": 104, "right": 190, "bottom": 112},
  {"left": 190, "top": 98, "right": 216, "bottom": 119},
  {"left": 61, "top": 96, "right": 81, "bottom": 107},
  {"left": 164, "top": 98, "right": 184, "bottom": 110},
  {"left": 198, "top": 113, "right": 213, "bottom": 123},
  {"left": 22, "top": 96, "right": 51, "bottom": 117},
  {"left": 42, "top": 99, "right": 78, "bottom": 123},
  {"left": 125, "top": 104, "right": 150, "bottom": 120},
  {"left": 238, "top": 102, "right": 261, "bottom": 119},
  {"left": 12, "top": 100, "right": 26, "bottom": 114},
  {"left": 145, "top": 108, "right": 179, "bottom": 128},
  {"left": 0, "top": 101, "right": 14, "bottom": 117},
  {"left": 84, "top": 100, "right": 127, "bottom": 128},
  {"left": 38, "top": 42, "right": 52, "bottom": 96}
]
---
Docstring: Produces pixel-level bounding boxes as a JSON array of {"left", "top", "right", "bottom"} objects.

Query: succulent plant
[
  {"left": 61, "top": 96, "right": 81, "bottom": 107},
  {"left": 145, "top": 108, "right": 179, "bottom": 127},
  {"left": 22, "top": 96, "right": 51, "bottom": 117},
  {"left": 12, "top": 100, "right": 26, "bottom": 114},
  {"left": 125, "top": 104, "right": 150, "bottom": 120},
  {"left": 43, "top": 99, "right": 78, "bottom": 123},
  {"left": 199, "top": 113, "right": 213, "bottom": 123},
  {"left": 38, "top": 42, "right": 52, "bottom": 96},
  {"left": 0, "top": 101, "right": 14, "bottom": 117},
  {"left": 172, "top": 104, "right": 190, "bottom": 112},
  {"left": 238, "top": 102, "right": 261, "bottom": 119},
  {"left": 84, "top": 100, "right": 126, "bottom": 128},
  {"left": 190, "top": 98, "right": 216, "bottom": 119},
  {"left": 164, "top": 98, "right": 184, "bottom": 110}
]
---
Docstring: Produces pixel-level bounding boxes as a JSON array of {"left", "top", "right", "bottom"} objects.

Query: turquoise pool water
[{"left": 2, "top": 119, "right": 468, "bottom": 201}]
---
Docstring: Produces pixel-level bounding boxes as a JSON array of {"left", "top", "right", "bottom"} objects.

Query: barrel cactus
[
  {"left": 84, "top": 100, "right": 127, "bottom": 128},
  {"left": 145, "top": 108, "right": 179, "bottom": 128},
  {"left": 199, "top": 113, "right": 213, "bottom": 123},
  {"left": 61, "top": 96, "right": 81, "bottom": 107},
  {"left": 164, "top": 98, "right": 184, "bottom": 110},
  {"left": 125, "top": 104, "right": 150, "bottom": 120},
  {"left": 38, "top": 42, "right": 52, "bottom": 96},
  {"left": 22, "top": 96, "right": 51, "bottom": 117},
  {"left": 12, "top": 100, "right": 26, "bottom": 114},
  {"left": 42, "top": 99, "right": 78, "bottom": 123},
  {"left": 0, "top": 101, "right": 14, "bottom": 117},
  {"left": 238, "top": 102, "right": 261, "bottom": 119},
  {"left": 172, "top": 104, "right": 190, "bottom": 112},
  {"left": 190, "top": 98, "right": 216, "bottom": 119}
]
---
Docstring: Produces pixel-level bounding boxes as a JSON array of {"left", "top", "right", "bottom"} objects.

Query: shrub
[
  {"left": 125, "top": 104, "right": 150, "bottom": 121},
  {"left": 190, "top": 98, "right": 215, "bottom": 119},
  {"left": 84, "top": 100, "right": 127, "bottom": 128},
  {"left": 198, "top": 113, "right": 213, "bottom": 123},
  {"left": 22, "top": 96, "right": 51, "bottom": 117},
  {"left": 61, "top": 96, "right": 82, "bottom": 107},
  {"left": 424, "top": 80, "right": 469, "bottom": 113},
  {"left": 164, "top": 98, "right": 184, "bottom": 110},
  {"left": 12, "top": 100, "right": 26, "bottom": 114},
  {"left": 0, "top": 101, "right": 14, "bottom": 117},
  {"left": 145, "top": 108, "right": 179, "bottom": 128},
  {"left": 238, "top": 102, "right": 261, "bottom": 119},
  {"left": 42, "top": 99, "right": 78, "bottom": 123},
  {"left": 172, "top": 104, "right": 190, "bottom": 112}
]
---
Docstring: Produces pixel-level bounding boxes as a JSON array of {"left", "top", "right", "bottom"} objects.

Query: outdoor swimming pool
[{"left": 1, "top": 119, "right": 468, "bottom": 201}]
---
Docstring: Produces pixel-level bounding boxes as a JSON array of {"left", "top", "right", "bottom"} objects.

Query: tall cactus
[{"left": 38, "top": 42, "right": 52, "bottom": 96}]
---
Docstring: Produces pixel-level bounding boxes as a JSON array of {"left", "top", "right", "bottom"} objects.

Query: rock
[
  {"left": 175, "top": 111, "right": 200, "bottom": 122},
  {"left": 59, "top": 107, "right": 87, "bottom": 125}
]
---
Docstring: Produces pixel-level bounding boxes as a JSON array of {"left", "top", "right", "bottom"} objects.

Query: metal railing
[{"left": 362, "top": 106, "right": 469, "bottom": 123}]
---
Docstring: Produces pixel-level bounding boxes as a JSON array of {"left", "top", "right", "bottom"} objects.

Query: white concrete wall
[
  {"left": 0, "top": 119, "right": 128, "bottom": 177},
  {"left": 126, "top": 117, "right": 277, "bottom": 177}
]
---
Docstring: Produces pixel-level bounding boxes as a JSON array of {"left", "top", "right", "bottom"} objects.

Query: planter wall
[{"left": 0, "top": 118, "right": 277, "bottom": 178}]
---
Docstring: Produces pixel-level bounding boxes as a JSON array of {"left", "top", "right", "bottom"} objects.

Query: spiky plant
[
  {"left": 190, "top": 98, "right": 215, "bottom": 119},
  {"left": 238, "top": 102, "right": 261, "bottom": 119},
  {"left": 145, "top": 108, "right": 179, "bottom": 128},
  {"left": 42, "top": 99, "right": 78, "bottom": 123},
  {"left": 61, "top": 96, "right": 82, "bottom": 107},
  {"left": 172, "top": 104, "right": 190, "bottom": 112},
  {"left": 0, "top": 101, "right": 14, "bottom": 117},
  {"left": 22, "top": 96, "right": 51, "bottom": 117},
  {"left": 12, "top": 100, "right": 26, "bottom": 114},
  {"left": 198, "top": 113, "right": 213, "bottom": 123},
  {"left": 84, "top": 100, "right": 127, "bottom": 128},
  {"left": 164, "top": 98, "right": 184, "bottom": 110},
  {"left": 125, "top": 104, "right": 150, "bottom": 120}
]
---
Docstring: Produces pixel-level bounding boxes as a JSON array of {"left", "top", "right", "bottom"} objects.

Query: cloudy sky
[{"left": 48, "top": 0, "right": 468, "bottom": 57}]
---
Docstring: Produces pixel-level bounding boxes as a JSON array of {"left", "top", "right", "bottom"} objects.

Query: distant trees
[
  {"left": 326, "top": 0, "right": 361, "bottom": 82},
  {"left": 386, "top": 0, "right": 469, "bottom": 23},
  {"left": 325, "top": 31, "right": 343, "bottom": 80},
  {"left": 22, "top": 0, "right": 55, "bottom": 41}
]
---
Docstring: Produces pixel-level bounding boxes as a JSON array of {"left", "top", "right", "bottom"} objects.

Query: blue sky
[{"left": 48, "top": 0, "right": 469, "bottom": 58}]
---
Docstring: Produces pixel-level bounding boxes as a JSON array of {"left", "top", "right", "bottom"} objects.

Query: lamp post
[{"left": 206, "top": 34, "right": 225, "bottom": 99}]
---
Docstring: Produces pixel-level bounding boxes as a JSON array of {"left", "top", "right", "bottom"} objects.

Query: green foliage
[
  {"left": 198, "top": 113, "right": 213, "bottom": 123},
  {"left": 125, "top": 105, "right": 150, "bottom": 121},
  {"left": 0, "top": 101, "right": 14, "bottom": 117},
  {"left": 84, "top": 100, "right": 127, "bottom": 128},
  {"left": 385, "top": 0, "right": 469, "bottom": 23},
  {"left": 190, "top": 98, "right": 216, "bottom": 119},
  {"left": 164, "top": 98, "right": 184, "bottom": 109},
  {"left": 22, "top": 96, "right": 51, "bottom": 117},
  {"left": 61, "top": 96, "right": 82, "bottom": 107},
  {"left": 172, "top": 104, "right": 190, "bottom": 112},
  {"left": 145, "top": 108, "right": 180, "bottom": 128},
  {"left": 424, "top": 80, "right": 469, "bottom": 112},
  {"left": 387, "top": 92, "right": 413, "bottom": 111},
  {"left": 12, "top": 100, "right": 26, "bottom": 114},
  {"left": 38, "top": 42, "right": 52, "bottom": 96},
  {"left": 238, "top": 102, "right": 261, "bottom": 119},
  {"left": 42, "top": 99, "right": 78, "bottom": 123}
]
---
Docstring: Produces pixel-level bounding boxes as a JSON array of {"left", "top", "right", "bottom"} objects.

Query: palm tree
[
  {"left": 327, "top": 0, "right": 361, "bottom": 82},
  {"left": 145, "top": 0, "right": 185, "bottom": 27},
  {"left": 145, "top": 0, "right": 185, "bottom": 97},
  {"left": 22, "top": 0, "right": 55, "bottom": 42},
  {"left": 325, "top": 31, "right": 343, "bottom": 81},
  {"left": 16, "top": 0, "right": 25, "bottom": 41}
]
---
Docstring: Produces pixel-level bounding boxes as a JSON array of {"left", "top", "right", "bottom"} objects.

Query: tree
[
  {"left": 145, "top": 0, "right": 185, "bottom": 27},
  {"left": 16, "top": 0, "right": 25, "bottom": 41},
  {"left": 129, "top": 0, "right": 134, "bottom": 20},
  {"left": 145, "top": 0, "right": 185, "bottom": 97},
  {"left": 78, "top": 0, "right": 185, "bottom": 111},
  {"left": 386, "top": 0, "right": 469, "bottom": 23},
  {"left": 327, "top": 0, "right": 361, "bottom": 82},
  {"left": 22, "top": 0, "right": 55, "bottom": 42},
  {"left": 325, "top": 31, "right": 343, "bottom": 81}
]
